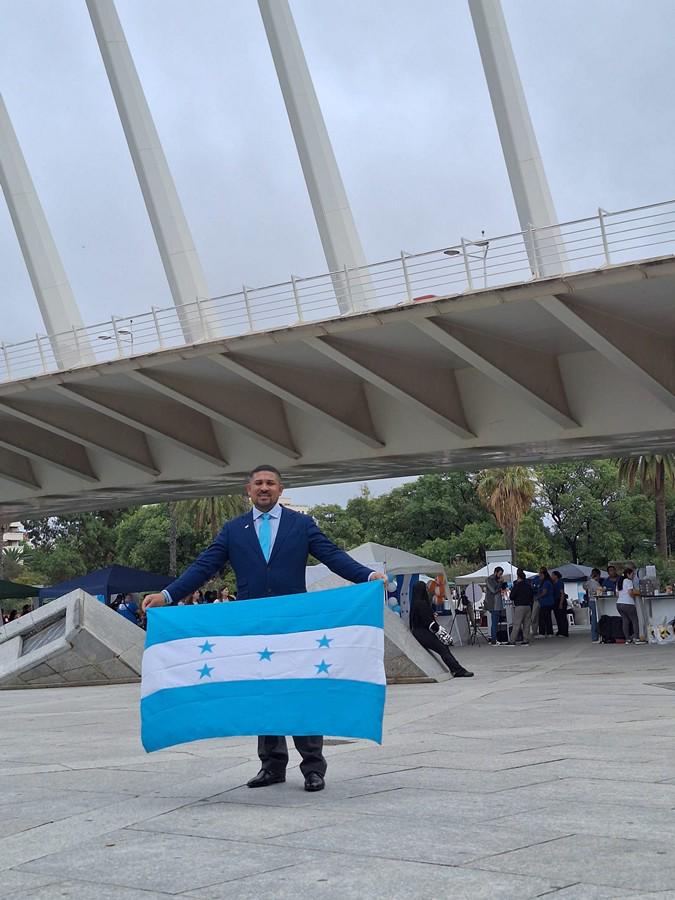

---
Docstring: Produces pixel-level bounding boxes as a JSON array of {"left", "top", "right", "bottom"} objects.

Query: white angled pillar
[
  {"left": 468, "top": 0, "right": 565, "bottom": 276},
  {"left": 86, "top": 0, "right": 212, "bottom": 342},
  {"left": 0, "top": 94, "right": 92, "bottom": 369},
  {"left": 258, "top": 0, "right": 372, "bottom": 313}
]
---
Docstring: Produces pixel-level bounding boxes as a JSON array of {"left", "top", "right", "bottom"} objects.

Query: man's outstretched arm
[{"left": 143, "top": 525, "right": 231, "bottom": 610}]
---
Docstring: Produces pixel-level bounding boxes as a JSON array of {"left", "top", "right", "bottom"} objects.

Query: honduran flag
[{"left": 141, "top": 580, "right": 386, "bottom": 752}]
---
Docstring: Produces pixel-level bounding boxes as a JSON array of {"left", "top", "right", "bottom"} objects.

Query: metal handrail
[{"left": 1, "top": 198, "right": 674, "bottom": 384}]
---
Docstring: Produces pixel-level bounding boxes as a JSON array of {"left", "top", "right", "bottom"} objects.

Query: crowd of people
[
  {"left": 483, "top": 566, "right": 570, "bottom": 645},
  {"left": 481, "top": 563, "right": 645, "bottom": 645},
  {"left": 1, "top": 603, "right": 32, "bottom": 624},
  {"left": 108, "top": 585, "right": 237, "bottom": 628}
]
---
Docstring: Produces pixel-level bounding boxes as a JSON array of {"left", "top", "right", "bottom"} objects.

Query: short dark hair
[
  {"left": 516, "top": 568, "right": 526, "bottom": 579},
  {"left": 553, "top": 570, "right": 562, "bottom": 579},
  {"left": 494, "top": 566, "right": 504, "bottom": 574},
  {"left": 591, "top": 568, "right": 601, "bottom": 577},
  {"left": 248, "top": 464, "right": 282, "bottom": 480}
]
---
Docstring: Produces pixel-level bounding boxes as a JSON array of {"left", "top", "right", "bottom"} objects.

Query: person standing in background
[
  {"left": 584, "top": 568, "right": 603, "bottom": 642},
  {"left": 536, "top": 568, "right": 555, "bottom": 637},
  {"left": 616, "top": 567, "right": 642, "bottom": 645},
  {"left": 551, "top": 571, "right": 569, "bottom": 637},
  {"left": 508, "top": 569, "right": 533, "bottom": 644},
  {"left": 484, "top": 567, "right": 506, "bottom": 645}
]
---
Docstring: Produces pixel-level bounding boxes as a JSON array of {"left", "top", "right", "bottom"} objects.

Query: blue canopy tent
[{"left": 39, "top": 565, "right": 172, "bottom": 606}]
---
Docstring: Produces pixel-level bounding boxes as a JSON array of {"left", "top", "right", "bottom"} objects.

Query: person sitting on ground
[
  {"left": 216, "top": 586, "right": 233, "bottom": 602},
  {"left": 508, "top": 569, "right": 533, "bottom": 644},
  {"left": 536, "top": 568, "right": 555, "bottom": 637},
  {"left": 616, "top": 567, "right": 642, "bottom": 645},
  {"left": 409, "top": 581, "right": 473, "bottom": 678},
  {"left": 551, "top": 571, "right": 569, "bottom": 637}
]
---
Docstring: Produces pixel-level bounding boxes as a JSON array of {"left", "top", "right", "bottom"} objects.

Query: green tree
[
  {"left": 114, "top": 504, "right": 209, "bottom": 575},
  {"left": 22, "top": 543, "right": 87, "bottom": 584},
  {"left": 174, "top": 494, "right": 249, "bottom": 539},
  {"left": 617, "top": 455, "right": 675, "bottom": 558},
  {"left": 308, "top": 504, "right": 365, "bottom": 549},
  {"left": 515, "top": 511, "right": 553, "bottom": 571},
  {"left": 476, "top": 467, "right": 536, "bottom": 562},
  {"left": 360, "top": 473, "right": 490, "bottom": 551},
  {"left": 536, "top": 461, "right": 620, "bottom": 563},
  {"left": 0, "top": 548, "right": 23, "bottom": 580}
]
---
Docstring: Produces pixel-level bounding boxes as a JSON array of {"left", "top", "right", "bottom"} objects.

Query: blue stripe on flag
[
  {"left": 141, "top": 679, "right": 385, "bottom": 751},
  {"left": 144, "top": 580, "right": 383, "bottom": 648}
]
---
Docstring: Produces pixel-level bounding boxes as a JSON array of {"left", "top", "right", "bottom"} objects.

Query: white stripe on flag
[{"left": 141, "top": 624, "right": 384, "bottom": 699}]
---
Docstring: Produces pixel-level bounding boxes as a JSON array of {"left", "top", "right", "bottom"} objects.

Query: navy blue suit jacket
[{"left": 165, "top": 506, "right": 373, "bottom": 602}]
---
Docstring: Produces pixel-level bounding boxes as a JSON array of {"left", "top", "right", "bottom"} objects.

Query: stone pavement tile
[
  {"left": 542, "top": 886, "right": 642, "bottom": 899},
  {"left": 129, "top": 800, "right": 361, "bottom": 841},
  {"left": 492, "top": 800, "right": 675, "bottom": 843},
  {"left": 345, "top": 763, "right": 557, "bottom": 794},
  {"left": 519, "top": 758, "right": 675, "bottom": 784},
  {"left": 1, "top": 880, "right": 176, "bottom": 900},
  {"left": 496, "top": 776, "right": 675, "bottom": 810},
  {"left": 18, "top": 829, "right": 311, "bottom": 895},
  {"left": 0, "top": 764, "right": 243, "bottom": 798},
  {"left": 266, "top": 813, "right": 567, "bottom": 866},
  {"left": 203, "top": 777, "right": 406, "bottom": 808},
  {"left": 0, "top": 796, "right": 197, "bottom": 871},
  {"left": 0, "top": 791, "right": 121, "bottom": 836},
  {"left": 183, "top": 856, "right": 557, "bottom": 900},
  {"left": 469, "top": 833, "right": 675, "bottom": 892},
  {"left": 0, "top": 871, "right": 57, "bottom": 899},
  {"left": 315, "top": 784, "right": 552, "bottom": 824}
]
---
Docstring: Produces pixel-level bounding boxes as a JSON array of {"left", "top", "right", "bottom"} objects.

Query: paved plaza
[{"left": 2, "top": 630, "right": 675, "bottom": 899}]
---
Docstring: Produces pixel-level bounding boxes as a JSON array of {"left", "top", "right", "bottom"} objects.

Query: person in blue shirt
[
  {"left": 536, "top": 568, "right": 555, "bottom": 637},
  {"left": 602, "top": 565, "right": 619, "bottom": 594},
  {"left": 551, "top": 571, "right": 569, "bottom": 637}
]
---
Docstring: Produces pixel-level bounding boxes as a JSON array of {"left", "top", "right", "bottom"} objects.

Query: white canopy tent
[
  {"left": 306, "top": 541, "right": 446, "bottom": 592},
  {"left": 455, "top": 562, "right": 536, "bottom": 585}
]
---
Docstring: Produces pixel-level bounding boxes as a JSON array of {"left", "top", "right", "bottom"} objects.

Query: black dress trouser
[
  {"left": 554, "top": 607, "right": 569, "bottom": 636},
  {"left": 412, "top": 628, "right": 464, "bottom": 675},
  {"left": 539, "top": 607, "right": 554, "bottom": 635},
  {"left": 258, "top": 735, "right": 326, "bottom": 777}
]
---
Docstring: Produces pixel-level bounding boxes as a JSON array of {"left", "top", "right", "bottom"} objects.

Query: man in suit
[{"left": 143, "top": 464, "right": 386, "bottom": 793}]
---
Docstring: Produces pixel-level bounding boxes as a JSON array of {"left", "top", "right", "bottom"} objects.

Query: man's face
[
  {"left": 247, "top": 470, "right": 283, "bottom": 511},
  {"left": 608, "top": 566, "right": 617, "bottom": 577}
]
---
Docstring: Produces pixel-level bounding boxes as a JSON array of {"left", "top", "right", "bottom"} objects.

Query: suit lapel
[
  {"left": 268, "top": 506, "right": 293, "bottom": 564},
  {"left": 242, "top": 510, "right": 266, "bottom": 563}
]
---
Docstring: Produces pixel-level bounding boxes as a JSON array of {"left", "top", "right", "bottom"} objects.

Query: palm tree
[
  {"left": 617, "top": 454, "right": 675, "bottom": 558},
  {"left": 476, "top": 467, "right": 537, "bottom": 563},
  {"left": 175, "top": 494, "right": 250, "bottom": 540}
]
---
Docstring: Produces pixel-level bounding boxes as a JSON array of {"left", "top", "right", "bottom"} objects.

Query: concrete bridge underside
[{"left": 0, "top": 256, "right": 674, "bottom": 519}]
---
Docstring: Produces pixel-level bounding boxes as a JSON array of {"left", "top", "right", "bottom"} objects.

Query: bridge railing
[{"left": 1, "top": 199, "right": 674, "bottom": 383}]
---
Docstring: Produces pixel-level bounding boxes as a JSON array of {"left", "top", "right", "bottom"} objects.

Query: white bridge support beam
[
  {"left": 538, "top": 294, "right": 675, "bottom": 413},
  {"left": 86, "top": 0, "right": 212, "bottom": 344},
  {"left": 468, "top": 0, "right": 565, "bottom": 277},
  {"left": 258, "top": 0, "right": 372, "bottom": 314},
  {"left": 0, "top": 94, "right": 91, "bottom": 370}
]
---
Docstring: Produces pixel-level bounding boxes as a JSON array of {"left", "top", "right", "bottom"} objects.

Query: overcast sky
[{"left": 1, "top": 0, "right": 674, "bottom": 506}]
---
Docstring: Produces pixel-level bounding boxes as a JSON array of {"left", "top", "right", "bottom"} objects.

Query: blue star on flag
[
  {"left": 198, "top": 640, "right": 215, "bottom": 654},
  {"left": 259, "top": 647, "right": 274, "bottom": 661},
  {"left": 315, "top": 659, "right": 332, "bottom": 675},
  {"left": 197, "top": 663, "right": 214, "bottom": 679},
  {"left": 316, "top": 634, "right": 333, "bottom": 648}
]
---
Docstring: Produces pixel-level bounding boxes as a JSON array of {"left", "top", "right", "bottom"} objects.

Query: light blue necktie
[{"left": 258, "top": 512, "right": 272, "bottom": 561}]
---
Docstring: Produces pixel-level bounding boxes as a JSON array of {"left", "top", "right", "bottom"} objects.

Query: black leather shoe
[
  {"left": 304, "top": 772, "right": 325, "bottom": 792},
  {"left": 247, "top": 769, "right": 285, "bottom": 788},
  {"left": 453, "top": 669, "right": 474, "bottom": 678}
]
